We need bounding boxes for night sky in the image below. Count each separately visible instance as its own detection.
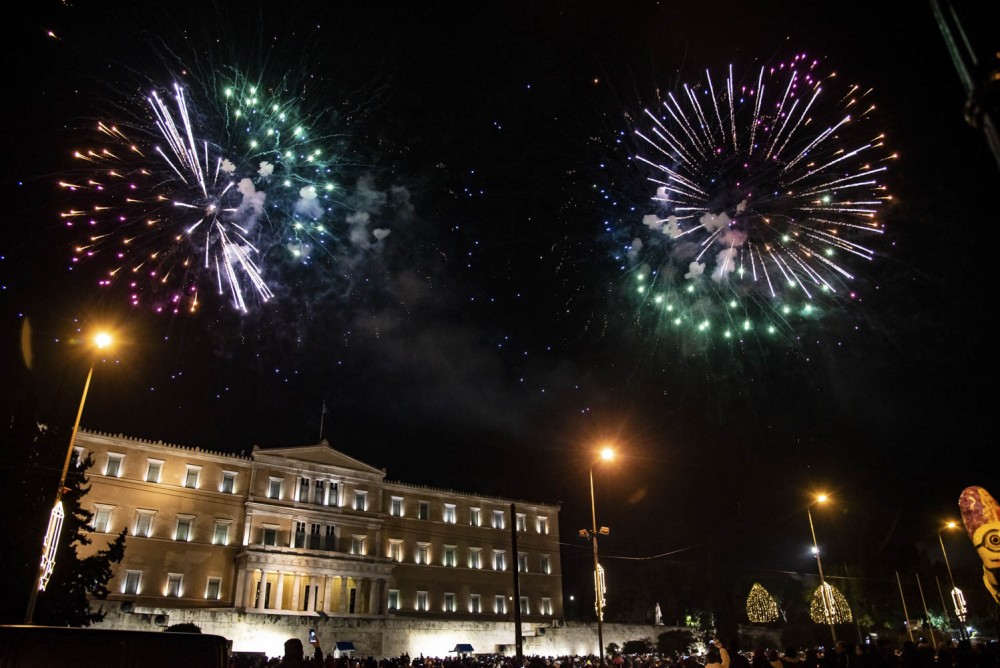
[3,1,998,621]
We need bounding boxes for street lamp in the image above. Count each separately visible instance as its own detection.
[807,493,837,644]
[24,331,113,624]
[581,445,614,665]
[938,521,968,639]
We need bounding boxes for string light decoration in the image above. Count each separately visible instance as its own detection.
[746,582,780,623]
[809,583,852,624]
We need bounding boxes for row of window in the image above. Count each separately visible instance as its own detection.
[388,498,551,534]
[387,590,553,616]
[388,541,551,573]
[121,570,222,600]
[92,505,234,544]
[94,451,240,494]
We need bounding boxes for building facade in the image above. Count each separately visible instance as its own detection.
[75,430,563,625]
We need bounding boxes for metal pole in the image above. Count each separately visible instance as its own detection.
[915,574,937,649]
[25,363,95,624]
[938,531,968,639]
[511,503,523,666]
[590,466,605,666]
[807,505,837,644]
[896,571,915,642]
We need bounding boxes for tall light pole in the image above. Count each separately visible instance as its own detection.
[24,331,113,624]
[938,521,968,639]
[582,446,614,665]
[807,493,837,644]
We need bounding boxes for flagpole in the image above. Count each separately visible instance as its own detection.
[319,401,326,441]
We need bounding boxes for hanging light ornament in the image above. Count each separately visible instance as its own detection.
[810,582,852,624]
[746,582,780,623]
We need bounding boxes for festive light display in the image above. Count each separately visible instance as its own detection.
[745,582,780,623]
[622,53,893,343]
[809,582,852,624]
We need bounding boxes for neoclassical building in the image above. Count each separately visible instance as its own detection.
[75,430,563,623]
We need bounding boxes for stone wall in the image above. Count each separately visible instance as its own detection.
[93,605,687,659]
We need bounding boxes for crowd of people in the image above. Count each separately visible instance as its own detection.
[233,636,999,668]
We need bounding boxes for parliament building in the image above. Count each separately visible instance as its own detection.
[75,429,563,625]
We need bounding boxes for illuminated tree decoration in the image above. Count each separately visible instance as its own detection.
[809,583,852,624]
[746,582,780,623]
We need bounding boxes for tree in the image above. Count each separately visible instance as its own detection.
[0,416,126,625]
[657,629,696,656]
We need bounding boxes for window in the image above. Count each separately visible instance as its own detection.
[324,525,336,551]
[213,520,230,545]
[470,594,482,614]
[309,523,321,549]
[175,516,194,541]
[314,480,325,505]
[351,535,366,556]
[329,482,339,506]
[184,465,201,489]
[494,595,506,614]
[444,592,456,612]
[416,591,429,611]
[262,526,278,546]
[354,491,367,511]
[92,504,113,533]
[206,577,222,600]
[390,497,403,517]
[388,589,400,610]
[493,549,506,571]
[268,477,283,499]
[166,573,183,598]
[443,545,457,567]
[221,471,237,494]
[145,459,163,483]
[470,507,481,526]
[105,453,123,477]
[518,553,529,573]
[418,501,430,520]
[541,597,553,615]
[389,540,404,562]
[519,596,530,615]
[123,570,142,595]
[134,510,155,537]
[468,547,482,569]
[516,513,527,532]
[299,478,310,502]
[538,516,550,534]
[492,510,504,529]
[294,521,306,548]
[540,554,551,574]
[443,504,456,524]
[416,542,430,565]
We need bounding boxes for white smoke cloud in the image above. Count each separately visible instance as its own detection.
[235,178,265,230]
[221,159,236,174]
[711,247,739,282]
[699,211,732,232]
[642,214,664,232]
[373,229,391,241]
[258,161,274,178]
[664,216,683,239]
[294,185,324,220]
[627,237,643,262]
[685,261,705,280]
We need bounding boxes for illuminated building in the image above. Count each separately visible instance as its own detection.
[75,430,562,622]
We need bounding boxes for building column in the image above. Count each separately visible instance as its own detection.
[340,577,349,614]
[380,578,390,615]
[234,569,247,609]
[274,571,285,611]
[291,574,302,611]
[305,575,315,612]
[368,578,380,616]
[256,569,269,611]
[323,575,334,612]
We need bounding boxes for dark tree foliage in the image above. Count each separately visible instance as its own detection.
[621,638,655,654]
[656,629,696,656]
[165,623,203,633]
[0,414,126,626]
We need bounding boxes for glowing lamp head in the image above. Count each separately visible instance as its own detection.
[816,493,829,504]
[945,521,958,530]
[93,332,113,349]
[599,446,615,462]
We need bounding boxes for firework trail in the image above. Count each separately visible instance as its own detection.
[61,72,357,314]
[623,54,894,342]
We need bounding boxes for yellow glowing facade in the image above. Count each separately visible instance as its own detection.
[75,430,562,622]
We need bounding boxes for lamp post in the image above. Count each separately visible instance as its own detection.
[24,331,113,624]
[938,521,968,639]
[807,493,837,644]
[582,446,614,665]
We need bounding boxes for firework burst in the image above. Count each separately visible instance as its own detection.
[621,54,894,343]
[62,71,349,314]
